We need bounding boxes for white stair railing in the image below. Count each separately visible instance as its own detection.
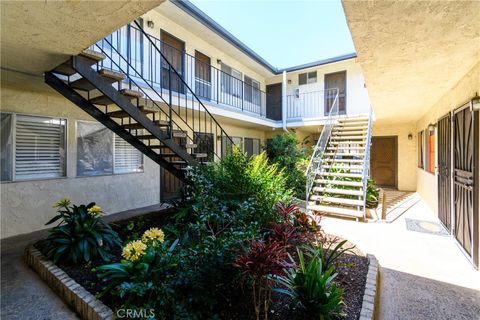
[305,89,340,203]
[361,106,374,217]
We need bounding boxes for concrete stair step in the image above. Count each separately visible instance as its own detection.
[316,171,363,178]
[322,164,364,170]
[312,187,363,196]
[327,146,365,151]
[122,120,169,130]
[331,135,367,140]
[307,204,364,218]
[315,179,363,187]
[310,195,364,206]
[70,68,123,91]
[107,106,155,118]
[329,141,366,145]
[323,152,365,157]
[322,158,364,163]
[332,131,367,136]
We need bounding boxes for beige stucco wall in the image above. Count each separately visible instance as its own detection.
[415,61,480,213]
[372,121,417,191]
[0,84,161,239]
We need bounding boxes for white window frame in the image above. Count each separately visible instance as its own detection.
[76,120,144,177]
[1,112,67,182]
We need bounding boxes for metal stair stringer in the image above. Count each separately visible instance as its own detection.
[44,71,186,180]
[71,55,197,167]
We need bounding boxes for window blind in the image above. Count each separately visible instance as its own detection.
[114,136,143,173]
[15,115,66,180]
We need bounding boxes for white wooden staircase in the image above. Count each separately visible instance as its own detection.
[305,105,373,221]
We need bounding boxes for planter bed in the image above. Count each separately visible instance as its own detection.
[33,209,369,320]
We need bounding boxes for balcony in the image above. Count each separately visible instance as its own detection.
[286,89,341,121]
[94,23,269,119]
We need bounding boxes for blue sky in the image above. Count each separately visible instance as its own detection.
[189,0,355,69]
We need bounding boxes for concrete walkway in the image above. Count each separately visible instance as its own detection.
[320,194,480,320]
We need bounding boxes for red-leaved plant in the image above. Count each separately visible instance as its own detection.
[269,222,300,247]
[275,202,298,222]
[233,240,289,320]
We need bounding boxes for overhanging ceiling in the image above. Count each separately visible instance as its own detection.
[342,1,480,123]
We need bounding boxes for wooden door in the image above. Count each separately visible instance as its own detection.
[266,83,282,120]
[452,105,478,267]
[161,30,185,93]
[194,50,211,100]
[437,113,451,230]
[160,136,186,201]
[370,136,397,187]
[324,71,346,115]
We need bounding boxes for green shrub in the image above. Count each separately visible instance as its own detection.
[42,199,121,264]
[265,132,308,199]
[276,248,344,319]
[303,238,355,272]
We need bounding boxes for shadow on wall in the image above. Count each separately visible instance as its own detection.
[377,267,480,320]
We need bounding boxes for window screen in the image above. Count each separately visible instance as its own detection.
[114,136,143,174]
[221,136,243,157]
[1,113,13,181]
[299,71,317,85]
[15,115,66,180]
[244,76,261,105]
[244,138,260,158]
[77,121,113,176]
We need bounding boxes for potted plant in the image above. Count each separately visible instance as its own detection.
[365,179,380,209]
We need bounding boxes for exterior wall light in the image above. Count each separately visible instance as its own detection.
[472,95,480,111]
[428,124,436,132]
[217,59,222,64]
[408,133,413,140]
[287,79,292,84]
[147,20,154,28]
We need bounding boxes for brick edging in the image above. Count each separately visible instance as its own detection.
[359,253,379,320]
[24,245,114,320]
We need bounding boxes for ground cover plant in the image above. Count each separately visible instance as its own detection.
[37,149,368,320]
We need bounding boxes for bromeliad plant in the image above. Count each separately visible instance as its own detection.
[233,240,289,320]
[275,248,344,319]
[42,198,121,264]
[304,237,355,273]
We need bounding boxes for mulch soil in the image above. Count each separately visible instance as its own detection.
[35,210,368,320]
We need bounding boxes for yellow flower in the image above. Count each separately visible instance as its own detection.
[142,227,165,244]
[87,205,102,217]
[53,198,71,209]
[122,240,147,262]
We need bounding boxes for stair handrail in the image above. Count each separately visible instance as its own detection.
[131,20,234,148]
[92,39,207,161]
[361,106,373,217]
[305,89,340,203]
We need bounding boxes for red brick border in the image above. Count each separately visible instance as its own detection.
[24,246,114,320]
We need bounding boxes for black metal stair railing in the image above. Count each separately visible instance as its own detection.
[92,20,234,161]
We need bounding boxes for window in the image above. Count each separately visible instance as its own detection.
[425,129,435,173]
[194,132,214,161]
[77,121,143,176]
[221,63,242,97]
[1,113,66,182]
[299,71,317,85]
[221,136,243,157]
[418,130,424,169]
[244,76,261,106]
[244,138,261,158]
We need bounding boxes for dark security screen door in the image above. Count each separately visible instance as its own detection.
[266,83,282,120]
[437,113,451,230]
[324,71,346,115]
[452,105,478,267]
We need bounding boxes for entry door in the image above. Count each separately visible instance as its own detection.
[324,71,346,115]
[266,83,282,120]
[160,136,186,201]
[437,113,451,230]
[161,30,185,93]
[452,105,478,267]
[370,136,397,187]
[194,50,211,100]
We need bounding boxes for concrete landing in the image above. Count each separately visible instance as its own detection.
[320,194,480,320]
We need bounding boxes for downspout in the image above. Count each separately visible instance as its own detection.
[282,70,287,131]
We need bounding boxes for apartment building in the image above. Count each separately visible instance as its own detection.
[1,0,371,238]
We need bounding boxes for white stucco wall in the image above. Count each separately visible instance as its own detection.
[0,84,161,239]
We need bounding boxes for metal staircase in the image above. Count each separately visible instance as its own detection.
[305,98,373,221]
[45,21,232,181]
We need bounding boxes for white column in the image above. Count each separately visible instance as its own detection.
[282,70,287,131]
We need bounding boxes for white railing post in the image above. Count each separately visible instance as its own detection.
[282,70,287,130]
